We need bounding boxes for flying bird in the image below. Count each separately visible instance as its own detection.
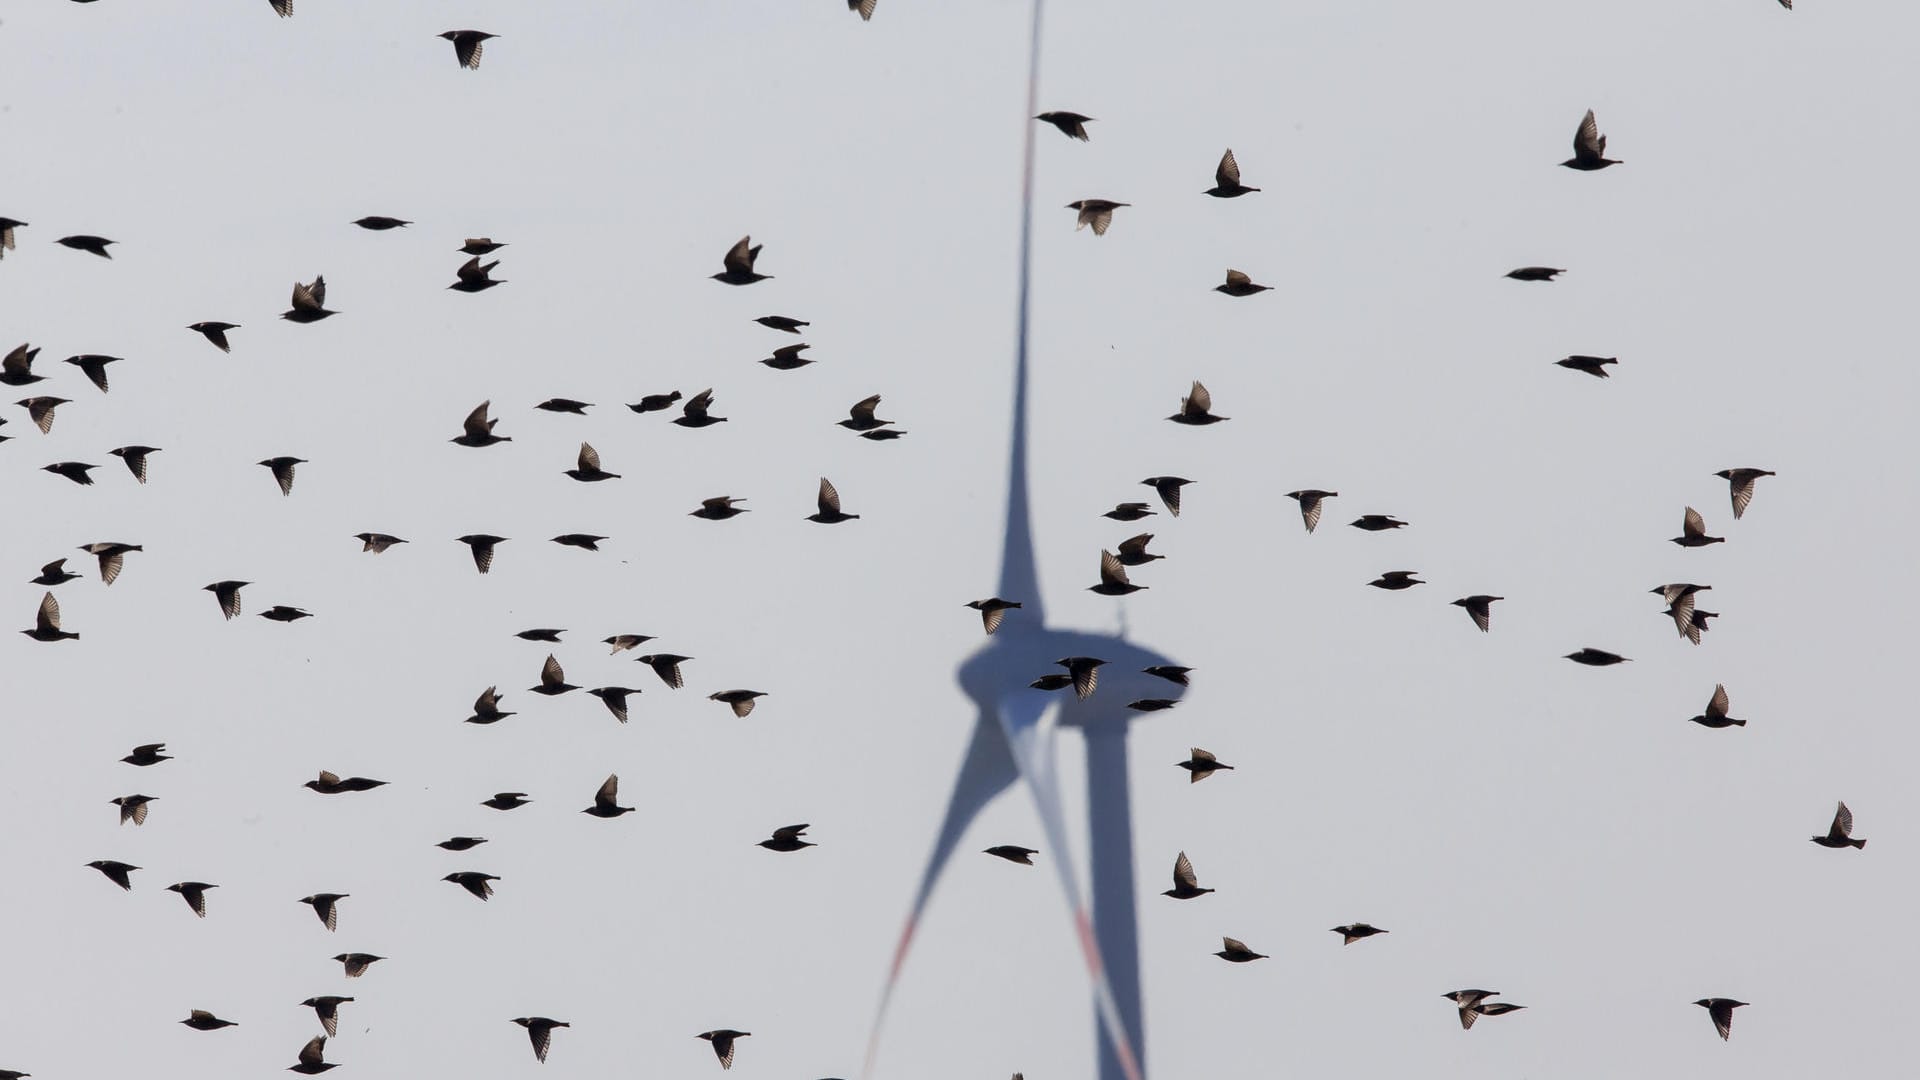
[530,654,578,696]
[860,427,908,441]
[22,592,78,642]
[111,795,156,825]
[807,477,859,523]
[1506,266,1565,281]
[1141,476,1192,516]
[535,397,592,414]
[305,770,384,794]
[564,442,619,481]
[1672,506,1725,547]
[513,1018,571,1064]
[1113,533,1163,567]
[1715,468,1775,520]
[281,276,337,322]
[759,824,815,852]
[697,1030,750,1070]
[674,388,727,427]
[56,234,116,258]
[0,216,23,255]
[1,343,42,385]
[1688,684,1743,728]
[515,628,565,643]
[258,456,305,496]
[1144,665,1191,686]
[1368,570,1424,591]
[1565,648,1630,666]
[582,774,634,817]
[848,0,877,21]
[108,445,158,483]
[352,216,408,230]
[166,882,216,918]
[87,860,139,890]
[1214,268,1270,296]
[1284,490,1336,532]
[604,634,654,653]
[1035,111,1093,141]
[451,401,511,446]
[629,390,682,414]
[482,792,531,811]
[1176,748,1232,782]
[1694,998,1747,1041]
[1103,502,1156,522]
[983,845,1037,865]
[300,893,347,931]
[1130,697,1178,710]
[710,690,768,717]
[122,743,170,766]
[839,394,893,431]
[436,837,486,852]
[179,1008,235,1029]
[204,580,248,620]
[966,597,1023,635]
[187,322,239,352]
[1089,550,1145,597]
[449,256,504,292]
[42,462,98,486]
[1067,199,1128,235]
[1215,937,1267,963]
[18,396,68,433]
[1162,851,1213,899]
[1810,801,1865,849]
[289,1035,337,1074]
[1055,656,1107,700]
[440,30,495,69]
[1561,109,1622,170]
[460,238,505,255]
[456,534,507,573]
[760,343,813,370]
[31,559,80,586]
[712,236,771,285]
[587,687,638,722]
[355,532,407,553]
[1451,595,1503,632]
[1332,923,1387,944]
[260,605,312,622]
[1168,380,1227,424]
[332,953,383,978]
[80,541,142,585]
[1204,149,1260,197]
[756,315,809,333]
[691,496,749,520]
[1556,355,1617,378]
[302,997,352,1038]
[443,871,500,901]
[1350,514,1407,531]
[636,654,691,689]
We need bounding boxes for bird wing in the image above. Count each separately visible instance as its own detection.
[1186,380,1212,415]
[684,388,715,418]
[1190,747,1215,764]
[723,236,754,274]
[1116,533,1153,558]
[850,394,881,423]
[463,401,492,437]
[1728,474,1757,519]
[1099,549,1132,588]
[541,654,566,687]
[455,256,489,283]
[773,824,809,842]
[595,773,619,808]
[1707,683,1729,718]
[1172,851,1198,890]
[1216,148,1241,187]
[1833,801,1853,836]
[1574,109,1602,157]
[818,477,841,514]
[1224,269,1251,289]
[578,442,601,471]
[1682,505,1707,539]
[299,1036,326,1066]
[36,591,60,633]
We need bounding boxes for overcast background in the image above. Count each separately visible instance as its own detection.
[2,1,1916,1078]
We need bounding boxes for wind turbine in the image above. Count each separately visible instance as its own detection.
[864,5,1184,1078]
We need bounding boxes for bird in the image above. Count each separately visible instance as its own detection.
[691,495,749,520]
[756,315,809,333]
[582,774,634,817]
[1089,550,1146,597]
[108,445,158,483]
[281,276,337,322]
[839,394,894,431]
[448,256,504,292]
[586,686,638,722]
[712,236,771,285]
[697,1030,750,1070]
[436,837,487,852]
[18,396,67,433]
[513,1018,570,1064]
[515,628,565,643]
[55,234,115,258]
[354,532,407,553]
[87,860,139,890]
[1672,506,1725,547]
[761,343,813,370]
[535,397,592,414]
[122,743,171,766]
[848,0,876,21]
[1715,468,1775,520]
[1664,602,1716,645]
[808,477,859,523]
[443,871,500,901]
[289,1035,338,1074]
[1131,699,1177,714]
[711,690,768,717]
[1369,570,1424,591]
[1162,851,1213,899]
[1,343,42,385]
[1214,268,1270,296]
[1811,801,1866,849]
[1694,998,1747,1041]
[604,634,654,653]
[482,792,531,811]
[451,401,511,446]
[300,893,347,931]
[759,824,816,852]
[1103,502,1156,522]
[352,216,408,230]
[674,388,728,427]
[1034,111,1093,140]
[111,794,156,825]
[530,654,578,696]
[204,580,248,620]
[1452,995,1527,1029]
[1055,656,1107,700]
[79,541,142,585]
[1332,923,1388,944]
[166,882,216,918]
[1565,648,1630,666]
[187,322,239,352]
[629,390,683,414]
[1350,514,1407,531]
[1204,149,1260,197]
[1556,355,1617,378]
[1176,748,1232,782]
[1141,476,1192,516]
[22,592,78,642]
[260,606,312,622]
[983,845,1037,865]
[31,559,80,586]
[42,462,98,486]
[332,953,383,978]
[1689,684,1743,728]
[1144,665,1191,686]
[637,654,691,688]
[0,216,23,255]
[179,1008,236,1030]
[1506,266,1565,281]
[1283,489,1336,533]
[305,770,384,794]
[860,427,908,441]
[456,534,507,573]
[258,456,305,496]
[1167,380,1227,424]
[1030,674,1075,692]
[1562,109,1622,170]
[563,442,619,481]
[966,598,1023,635]
[1451,595,1503,632]
[1067,199,1128,235]
[302,997,352,1038]
[1651,582,1712,620]
[459,238,506,255]
[1215,937,1267,963]
[1113,533,1163,567]
[440,30,495,69]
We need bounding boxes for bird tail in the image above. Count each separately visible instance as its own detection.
[1853,838,1867,849]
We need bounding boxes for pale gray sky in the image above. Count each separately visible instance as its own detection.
[3,1,1916,1078]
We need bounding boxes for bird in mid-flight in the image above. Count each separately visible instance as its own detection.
[1810,802,1865,849]
[712,236,771,285]
[1035,111,1093,141]
[697,1030,750,1070]
[1694,998,1747,1041]
[1562,109,1622,170]
[1204,149,1260,197]
[984,845,1037,865]
[1168,380,1227,424]
[281,276,337,322]
[1176,748,1232,782]
[1066,199,1128,235]
[1715,468,1775,519]
[513,1018,571,1063]
[440,30,495,69]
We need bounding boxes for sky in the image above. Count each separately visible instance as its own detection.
[3,1,1918,1078]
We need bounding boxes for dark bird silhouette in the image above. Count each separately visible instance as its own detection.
[1689,684,1743,728]
[1694,998,1747,1041]
[1176,748,1232,782]
[513,1018,570,1064]
[1369,570,1424,591]
[552,534,607,551]
[122,743,171,766]
[1103,502,1156,522]
[111,795,156,825]
[80,541,142,585]
[1214,268,1270,296]
[31,559,80,586]
[1089,550,1145,597]
[860,428,908,441]
[167,882,216,918]
[281,276,337,322]
[582,774,634,817]
[759,824,815,852]
[808,477,859,523]
[465,685,514,725]
[1168,380,1227,424]
[1665,602,1717,645]
[637,654,691,689]
[449,256,504,292]
[1350,514,1407,531]
[761,343,813,370]
[1565,648,1630,666]
[691,496,748,520]
[22,592,78,642]
[42,462,97,486]
[1204,149,1260,197]
[712,236,770,285]
[87,860,139,890]
[848,0,877,21]
[1113,533,1162,568]
[1443,990,1498,1026]
[587,686,637,722]
[456,534,506,574]
[300,893,347,931]
[440,30,495,69]
[697,1030,749,1070]
[1067,199,1128,235]
[1811,801,1865,849]
[0,216,22,256]
[711,690,767,717]
[983,845,1037,865]
[305,770,383,794]
[1141,476,1192,516]
[605,634,654,654]
[260,606,312,622]
[967,598,1023,635]
[108,445,158,483]
[1162,851,1213,899]
[1457,1000,1527,1029]
[56,234,115,258]
[516,629,564,643]
[1,343,42,385]
[289,1034,337,1074]
[535,398,592,414]
[756,315,809,334]
[451,401,510,447]
[1672,506,1725,547]
[1144,665,1191,686]
[1215,937,1267,963]
[482,792,531,811]
[1055,656,1107,700]
[443,871,499,900]
[629,390,683,414]
[188,322,239,352]
[1715,468,1775,520]
[564,442,619,481]
[1562,109,1622,170]
[530,654,578,696]
[1283,490,1336,533]
[436,837,487,852]
[674,388,727,427]
[839,394,893,431]
[1556,355,1617,378]
[1506,266,1565,281]
[1332,923,1387,945]
[302,997,352,1038]
[19,396,68,433]
[332,953,382,978]
[355,532,406,553]
[1030,674,1075,692]
[204,580,248,620]
[180,1008,235,1029]
[1452,595,1502,632]
[352,216,408,230]
[259,456,305,496]
[1035,111,1093,140]
[460,238,506,255]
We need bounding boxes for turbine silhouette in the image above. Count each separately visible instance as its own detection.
[864,5,1181,1078]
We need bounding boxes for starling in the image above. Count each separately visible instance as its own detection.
[111,794,157,825]
[1350,515,1407,531]
[436,837,487,852]
[1714,468,1775,520]
[1214,268,1270,296]
[860,428,908,441]
[443,871,500,900]
[711,690,767,717]
[1451,595,1503,632]
[1369,570,1424,590]
[535,398,592,414]
[604,634,654,653]
[352,216,408,230]
[513,1018,571,1064]
[1650,582,1711,618]
[259,456,305,496]
[1506,266,1565,281]
[281,276,337,322]
[1030,674,1075,692]
[1561,109,1622,170]
[1128,699,1178,712]
[87,860,139,890]
[808,477,859,523]
[1811,801,1865,849]
[19,396,67,433]
[582,773,634,817]
[451,400,511,447]
[697,1030,750,1070]
[637,654,691,689]
[122,743,171,766]
[530,654,578,696]
[629,390,682,414]
[983,845,1037,865]
[300,893,347,931]
[1665,602,1716,645]
[759,824,815,852]
[260,606,313,622]
[1215,937,1267,963]
[1460,1001,1527,1029]
[1204,149,1260,197]
[290,1034,337,1074]
[839,394,893,431]
[440,30,495,69]
[332,953,383,977]
[1556,355,1617,378]
[966,598,1022,634]
[515,629,565,643]
[1,343,42,385]
[849,0,876,20]
[204,580,248,620]
[1089,550,1146,597]
[1144,665,1191,686]
[1332,923,1387,945]
[552,534,606,551]
[587,687,638,723]
[305,770,383,793]
[456,534,507,574]
[1176,748,1232,782]
[563,441,619,481]
[80,541,142,585]
[1142,476,1193,516]
[1067,199,1128,235]
[167,882,216,918]
[674,388,727,427]
[31,559,80,586]
[1694,998,1747,1041]
[760,343,813,370]
[1035,111,1093,141]
[482,792,531,811]
[56,235,116,258]
[302,997,353,1038]
[449,256,503,292]
[1163,851,1214,899]
[1113,533,1163,567]
[108,445,158,483]
[1104,502,1156,522]
[1688,684,1743,728]
[355,532,407,553]
[22,592,78,642]
[712,236,771,285]
[42,462,98,486]
[1168,380,1227,424]
[179,1008,235,1029]
[1055,656,1107,700]
[1443,990,1497,1018]
[691,496,749,520]
[460,238,506,255]
[0,216,22,255]
[1565,648,1630,666]
[187,322,239,352]
[756,315,809,333]
[1672,506,1725,547]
